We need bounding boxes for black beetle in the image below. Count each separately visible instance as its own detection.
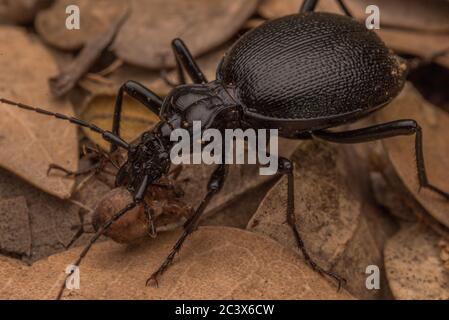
[1,0,448,298]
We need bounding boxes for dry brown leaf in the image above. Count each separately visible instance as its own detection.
[0,168,80,263]
[317,0,449,32]
[112,0,258,69]
[259,0,449,32]
[0,0,52,24]
[258,0,449,68]
[258,0,302,19]
[79,64,160,96]
[81,94,160,150]
[377,83,449,229]
[375,29,449,69]
[316,1,449,68]
[384,223,449,300]
[0,226,354,299]
[0,26,78,199]
[35,0,128,51]
[247,141,397,299]
[0,196,31,257]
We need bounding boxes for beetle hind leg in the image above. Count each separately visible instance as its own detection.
[278,157,347,290]
[300,0,353,17]
[313,119,449,200]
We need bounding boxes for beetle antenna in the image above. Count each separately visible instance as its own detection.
[0,97,130,150]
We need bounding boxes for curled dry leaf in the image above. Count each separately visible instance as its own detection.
[111,0,258,69]
[49,8,130,97]
[0,227,353,299]
[376,83,449,229]
[35,0,129,51]
[0,26,78,199]
[247,141,397,299]
[384,223,449,300]
[80,94,160,150]
[0,0,52,24]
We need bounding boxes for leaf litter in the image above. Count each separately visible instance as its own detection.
[0,26,78,199]
[0,0,448,301]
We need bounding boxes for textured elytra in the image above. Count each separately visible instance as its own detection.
[220,13,406,121]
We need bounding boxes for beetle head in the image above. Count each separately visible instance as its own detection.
[115,131,171,192]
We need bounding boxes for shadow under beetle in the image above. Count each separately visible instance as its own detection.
[1,0,448,299]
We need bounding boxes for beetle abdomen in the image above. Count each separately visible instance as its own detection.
[220,13,406,120]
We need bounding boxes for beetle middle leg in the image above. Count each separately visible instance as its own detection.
[278,157,347,289]
[312,119,449,200]
[146,164,228,287]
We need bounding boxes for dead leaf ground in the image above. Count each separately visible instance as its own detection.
[0,226,353,300]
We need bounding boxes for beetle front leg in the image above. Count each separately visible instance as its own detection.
[56,175,150,299]
[278,157,347,289]
[111,81,163,152]
[313,119,449,200]
[146,164,228,287]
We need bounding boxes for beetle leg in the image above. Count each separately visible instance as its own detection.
[171,38,208,85]
[300,0,318,12]
[56,201,137,299]
[278,157,347,290]
[111,80,163,152]
[300,0,353,17]
[146,164,228,287]
[313,119,449,200]
[56,175,150,299]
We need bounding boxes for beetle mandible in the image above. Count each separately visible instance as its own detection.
[1,0,448,298]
